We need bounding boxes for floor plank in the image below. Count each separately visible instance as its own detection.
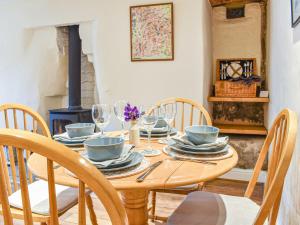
[0,179,263,224]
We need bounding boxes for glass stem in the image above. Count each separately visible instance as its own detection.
[167,123,171,140]
[147,129,152,150]
[101,129,104,136]
[121,121,125,138]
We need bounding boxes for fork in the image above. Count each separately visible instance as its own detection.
[169,157,217,165]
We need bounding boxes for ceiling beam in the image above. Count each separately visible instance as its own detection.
[209,0,264,7]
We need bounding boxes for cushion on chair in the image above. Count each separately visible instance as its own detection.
[167,191,263,225]
[9,180,80,216]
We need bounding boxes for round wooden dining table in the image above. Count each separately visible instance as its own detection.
[27,134,238,225]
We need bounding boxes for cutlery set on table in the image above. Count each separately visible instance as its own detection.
[52,102,232,182]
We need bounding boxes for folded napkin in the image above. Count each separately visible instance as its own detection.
[82,144,133,167]
[172,136,229,148]
[171,136,195,146]
[53,132,102,142]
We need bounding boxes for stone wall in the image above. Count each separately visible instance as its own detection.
[81,53,96,108]
[228,134,267,169]
[213,102,264,125]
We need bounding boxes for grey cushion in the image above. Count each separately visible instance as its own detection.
[167,191,264,225]
[9,180,79,215]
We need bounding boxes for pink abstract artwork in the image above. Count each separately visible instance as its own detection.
[130,3,174,61]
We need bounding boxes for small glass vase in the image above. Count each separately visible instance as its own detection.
[129,120,140,146]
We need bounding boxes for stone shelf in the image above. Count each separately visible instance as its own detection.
[214,124,268,135]
[208,97,269,103]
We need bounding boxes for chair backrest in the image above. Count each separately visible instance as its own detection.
[244,109,297,225]
[0,129,128,225]
[0,103,51,137]
[0,104,51,193]
[149,97,212,132]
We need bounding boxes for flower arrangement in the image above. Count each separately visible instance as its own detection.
[124,103,141,122]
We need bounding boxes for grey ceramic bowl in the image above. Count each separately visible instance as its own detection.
[185,125,219,145]
[84,137,124,162]
[65,123,95,138]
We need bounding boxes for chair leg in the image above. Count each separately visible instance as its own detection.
[199,182,205,191]
[86,194,98,225]
[151,191,157,222]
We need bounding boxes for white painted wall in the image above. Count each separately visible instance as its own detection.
[268,0,300,224]
[0,0,212,126]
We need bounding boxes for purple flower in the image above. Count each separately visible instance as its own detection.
[124,103,140,122]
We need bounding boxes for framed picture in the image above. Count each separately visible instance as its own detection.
[130,3,174,61]
[291,0,300,27]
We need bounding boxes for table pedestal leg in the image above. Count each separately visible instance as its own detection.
[120,190,149,225]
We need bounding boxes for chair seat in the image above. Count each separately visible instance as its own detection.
[167,191,264,225]
[9,180,79,216]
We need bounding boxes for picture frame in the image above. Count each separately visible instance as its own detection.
[291,0,300,28]
[130,3,174,61]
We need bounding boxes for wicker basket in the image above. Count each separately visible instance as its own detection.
[215,81,257,98]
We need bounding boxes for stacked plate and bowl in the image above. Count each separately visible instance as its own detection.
[53,123,98,147]
[140,119,177,138]
[81,137,144,173]
[54,123,145,174]
[167,125,229,157]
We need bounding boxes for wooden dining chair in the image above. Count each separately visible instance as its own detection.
[148,97,212,222]
[149,97,212,132]
[166,108,298,225]
[0,104,97,225]
[0,128,128,225]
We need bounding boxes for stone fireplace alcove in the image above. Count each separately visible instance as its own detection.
[48,24,98,134]
[25,21,99,134]
[56,25,98,109]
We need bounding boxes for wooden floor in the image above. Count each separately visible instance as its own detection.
[0,179,264,225]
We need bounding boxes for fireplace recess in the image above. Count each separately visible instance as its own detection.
[49,25,92,135]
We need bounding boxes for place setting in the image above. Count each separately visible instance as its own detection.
[53,123,100,149]
[138,103,178,157]
[80,136,150,179]
[140,102,177,143]
[163,125,233,163]
[53,104,112,149]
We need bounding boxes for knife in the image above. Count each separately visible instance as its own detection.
[136,160,163,182]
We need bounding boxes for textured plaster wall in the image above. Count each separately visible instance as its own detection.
[56,26,97,109]
[0,0,213,128]
[268,0,300,224]
[212,3,262,80]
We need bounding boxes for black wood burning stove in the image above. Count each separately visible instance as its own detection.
[49,25,92,135]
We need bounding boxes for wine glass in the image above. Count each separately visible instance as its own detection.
[92,104,111,136]
[114,100,127,139]
[159,102,177,144]
[140,106,160,156]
